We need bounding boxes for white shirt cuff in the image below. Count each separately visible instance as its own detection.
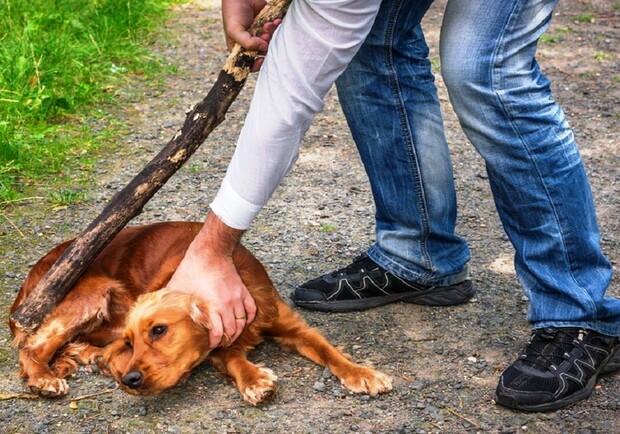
[209,177,262,230]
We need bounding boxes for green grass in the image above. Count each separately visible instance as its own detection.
[0,0,181,202]
[540,34,557,44]
[574,13,595,23]
[593,51,612,61]
[319,223,336,233]
[50,187,89,207]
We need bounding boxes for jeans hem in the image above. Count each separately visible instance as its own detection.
[367,244,470,287]
[532,321,620,338]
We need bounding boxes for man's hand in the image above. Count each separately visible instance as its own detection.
[167,212,256,348]
[222,0,282,71]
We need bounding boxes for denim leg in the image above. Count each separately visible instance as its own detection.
[335,0,470,286]
[441,0,619,336]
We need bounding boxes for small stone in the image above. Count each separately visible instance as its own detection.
[332,387,346,398]
[313,381,326,392]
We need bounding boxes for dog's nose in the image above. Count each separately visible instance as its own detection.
[121,371,143,389]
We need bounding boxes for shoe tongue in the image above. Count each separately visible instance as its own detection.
[538,328,560,340]
[538,327,581,343]
[331,254,376,277]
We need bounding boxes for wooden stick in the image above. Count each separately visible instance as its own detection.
[11,0,292,333]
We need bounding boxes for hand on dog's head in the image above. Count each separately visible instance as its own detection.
[102,289,212,395]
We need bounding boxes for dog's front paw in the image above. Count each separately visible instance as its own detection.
[241,367,278,405]
[51,357,78,379]
[339,366,393,396]
[28,376,69,397]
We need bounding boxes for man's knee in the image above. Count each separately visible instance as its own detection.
[440,47,490,100]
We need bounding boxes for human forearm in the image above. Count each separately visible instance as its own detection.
[188,210,244,257]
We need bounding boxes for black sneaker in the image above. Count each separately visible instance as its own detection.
[290,253,475,312]
[495,327,620,412]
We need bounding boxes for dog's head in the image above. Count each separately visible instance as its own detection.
[103,289,212,395]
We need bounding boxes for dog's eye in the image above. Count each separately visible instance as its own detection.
[124,339,133,350]
[150,325,168,339]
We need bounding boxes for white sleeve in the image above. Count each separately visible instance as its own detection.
[210,0,381,230]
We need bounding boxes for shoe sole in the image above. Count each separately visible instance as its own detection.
[292,280,476,312]
[495,376,598,412]
[495,345,620,412]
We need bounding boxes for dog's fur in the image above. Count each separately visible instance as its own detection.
[10,222,392,404]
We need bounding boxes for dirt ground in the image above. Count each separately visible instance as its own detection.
[1,1,619,432]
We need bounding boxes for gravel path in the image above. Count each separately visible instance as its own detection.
[1,1,618,432]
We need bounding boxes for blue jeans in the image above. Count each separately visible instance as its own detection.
[336,0,620,336]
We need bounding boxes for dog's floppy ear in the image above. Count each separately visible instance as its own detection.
[189,297,212,331]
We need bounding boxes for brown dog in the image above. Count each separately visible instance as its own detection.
[10,222,392,404]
